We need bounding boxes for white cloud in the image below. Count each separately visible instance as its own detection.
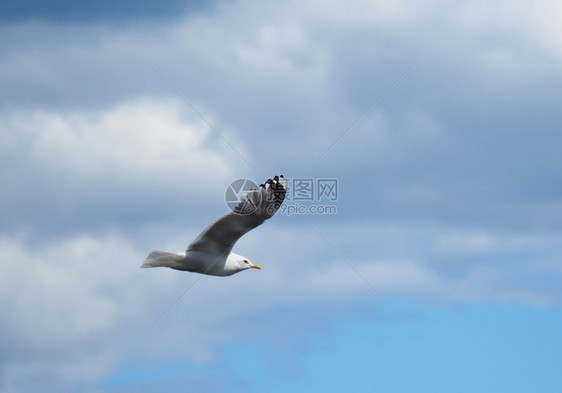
[0,235,141,347]
[0,97,248,237]
[431,230,553,255]
[2,98,233,185]
[0,230,245,389]
[261,223,562,306]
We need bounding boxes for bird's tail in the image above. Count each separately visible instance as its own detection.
[141,250,185,269]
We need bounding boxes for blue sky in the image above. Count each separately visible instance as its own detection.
[1,0,562,392]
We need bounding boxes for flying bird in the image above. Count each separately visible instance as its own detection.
[141,175,286,276]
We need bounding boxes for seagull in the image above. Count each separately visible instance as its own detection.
[141,175,286,276]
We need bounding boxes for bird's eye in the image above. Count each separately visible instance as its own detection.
[243,260,249,264]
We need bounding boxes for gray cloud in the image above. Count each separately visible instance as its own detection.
[1,0,214,25]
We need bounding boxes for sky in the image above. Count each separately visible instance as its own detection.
[1,0,562,391]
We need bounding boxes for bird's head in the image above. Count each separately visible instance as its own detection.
[227,253,261,273]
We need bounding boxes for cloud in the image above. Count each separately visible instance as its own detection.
[0,234,141,389]
[231,223,562,311]
[2,0,561,175]
[1,0,200,25]
[0,97,243,237]
[0,231,255,390]
[2,98,221,177]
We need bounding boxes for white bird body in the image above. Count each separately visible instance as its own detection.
[141,175,286,276]
[142,250,250,276]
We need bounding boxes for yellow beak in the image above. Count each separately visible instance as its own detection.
[251,264,262,270]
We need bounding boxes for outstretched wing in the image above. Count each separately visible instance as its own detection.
[187,175,286,255]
